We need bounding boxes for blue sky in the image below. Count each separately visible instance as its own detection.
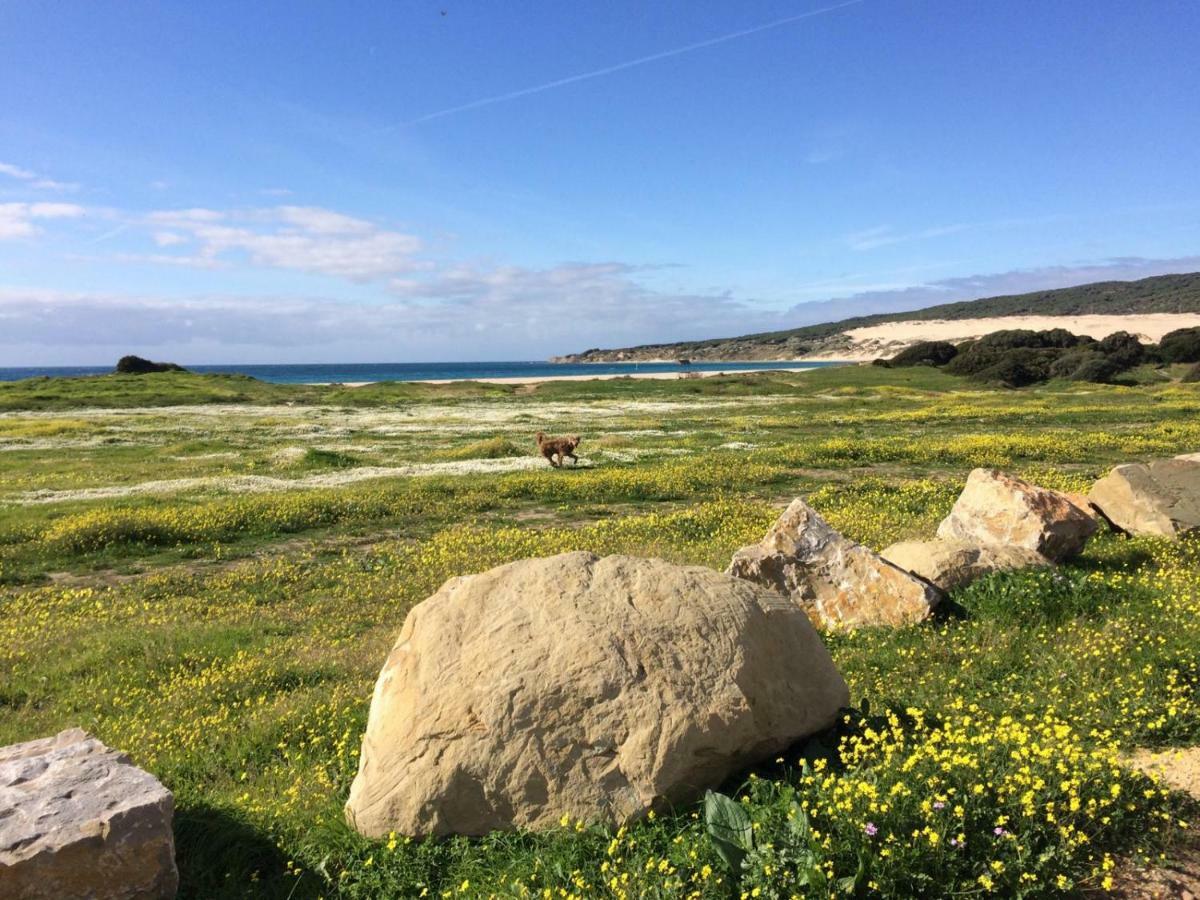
[2,0,1198,364]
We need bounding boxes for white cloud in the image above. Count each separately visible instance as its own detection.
[846,223,971,251]
[146,208,226,225]
[2,255,1199,365]
[0,161,79,192]
[0,162,36,180]
[32,179,78,191]
[0,202,86,239]
[273,206,373,235]
[0,262,772,361]
[136,205,424,280]
[28,203,85,218]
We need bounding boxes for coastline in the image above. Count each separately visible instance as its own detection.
[310,363,840,387]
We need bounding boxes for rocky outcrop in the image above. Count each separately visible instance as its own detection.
[880,538,1051,592]
[1088,457,1200,538]
[0,728,178,900]
[937,469,1097,562]
[727,499,943,628]
[346,551,848,838]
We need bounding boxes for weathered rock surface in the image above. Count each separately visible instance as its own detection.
[345,551,848,838]
[0,728,178,900]
[880,538,1051,592]
[1088,457,1200,539]
[727,499,943,628]
[937,469,1098,562]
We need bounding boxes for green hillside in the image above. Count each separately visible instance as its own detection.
[556,271,1200,362]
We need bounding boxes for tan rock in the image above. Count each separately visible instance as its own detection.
[880,538,1051,591]
[1089,458,1200,538]
[0,728,178,900]
[345,551,848,838]
[937,469,1098,562]
[727,499,943,628]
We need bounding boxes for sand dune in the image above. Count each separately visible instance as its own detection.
[819,313,1200,361]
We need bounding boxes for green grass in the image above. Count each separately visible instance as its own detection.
[434,436,527,461]
[2,365,1199,898]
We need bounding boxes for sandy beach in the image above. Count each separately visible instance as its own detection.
[310,365,826,387]
[416,365,823,385]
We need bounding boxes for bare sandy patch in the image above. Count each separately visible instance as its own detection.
[1128,746,1200,800]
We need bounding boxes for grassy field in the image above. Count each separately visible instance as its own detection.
[2,365,1199,898]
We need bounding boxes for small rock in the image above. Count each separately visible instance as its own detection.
[937,469,1098,562]
[0,728,178,900]
[346,551,848,838]
[1089,457,1200,539]
[727,498,943,628]
[880,538,1051,592]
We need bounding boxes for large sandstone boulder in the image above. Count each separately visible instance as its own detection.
[346,551,847,838]
[1088,457,1200,538]
[726,499,943,629]
[937,469,1097,562]
[0,728,178,900]
[880,538,1051,592]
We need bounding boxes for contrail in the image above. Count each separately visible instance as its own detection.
[84,221,132,245]
[387,0,867,129]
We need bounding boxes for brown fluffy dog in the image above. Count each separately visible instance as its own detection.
[536,431,580,467]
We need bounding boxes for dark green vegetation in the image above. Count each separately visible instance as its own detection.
[1159,326,1200,363]
[557,271,1200,362]
[115,354,189,374]
[874,340,959,368]
[2,365,1199,897]
[892,328,1177,388]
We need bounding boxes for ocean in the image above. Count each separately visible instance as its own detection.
[0,360,846,384]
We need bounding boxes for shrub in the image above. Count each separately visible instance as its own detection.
[972,353,1049,387]
[1068,353,1124,383]
[1048,349,1094,380]
[1048,350,1123,383]
[1096,330,1146,368]
[973,328,1083,351]
[885,341,959,368]
[1182,362,1200,382]
[1158,326,1200,363]
[943,331,1077,379]
[115,355,187,374]
[947,329,1148,387]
